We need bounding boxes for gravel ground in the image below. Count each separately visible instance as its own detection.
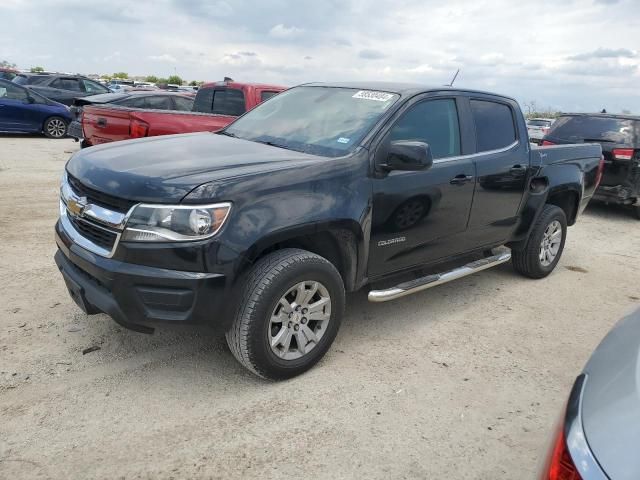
[1,135,638,479]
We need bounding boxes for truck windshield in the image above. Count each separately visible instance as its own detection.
[223,86,400,157]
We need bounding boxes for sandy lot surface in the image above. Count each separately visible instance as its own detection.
[1,135,638,479]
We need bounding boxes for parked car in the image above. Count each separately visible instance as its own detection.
[54,82,603,379]
[107,79,135,93]
[13,73,111,106]
[526,118,554,144]
[0,67,18,80]
[539,307,640,480]
[67,91,195,144]
[79,79,285,147]
[0,78,71,138]
[542,113,640,219]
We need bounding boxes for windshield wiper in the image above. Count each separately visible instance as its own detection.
[254,139,295,151]
[217,130,237,138]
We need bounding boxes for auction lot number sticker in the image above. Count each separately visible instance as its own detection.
[352,90,394,102]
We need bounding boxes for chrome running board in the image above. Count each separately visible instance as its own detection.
[368,248,512,302]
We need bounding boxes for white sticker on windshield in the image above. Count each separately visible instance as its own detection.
[337,137,350,144]
[352,90,394,102]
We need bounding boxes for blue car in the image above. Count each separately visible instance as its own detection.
[0,78,72,138]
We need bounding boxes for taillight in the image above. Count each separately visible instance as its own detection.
[595,155,605,187]
[542,140,555,146]
[129,119,149,138]
[541,424,582,480]
[612,148,634,160]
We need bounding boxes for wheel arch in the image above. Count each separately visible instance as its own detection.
[241,220,364,292]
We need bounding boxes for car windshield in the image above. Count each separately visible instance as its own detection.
[224,86,400,157]
[550,115,638,144]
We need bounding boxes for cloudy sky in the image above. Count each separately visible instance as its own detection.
[2,0,639,112]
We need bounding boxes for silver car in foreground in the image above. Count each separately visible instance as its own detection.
[540,307,640,479]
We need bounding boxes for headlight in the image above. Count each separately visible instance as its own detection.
[122,203,231,242]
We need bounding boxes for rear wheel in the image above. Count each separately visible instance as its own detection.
[43,116,68,139]
[512,204,567,279]
[226,249,345,380]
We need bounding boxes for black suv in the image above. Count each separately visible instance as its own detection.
[13,73,110,106]
[543,113,640,219]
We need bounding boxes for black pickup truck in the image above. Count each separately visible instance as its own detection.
[54,83,603,379]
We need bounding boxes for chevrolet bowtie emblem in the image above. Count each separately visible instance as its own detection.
[67,196,88,217]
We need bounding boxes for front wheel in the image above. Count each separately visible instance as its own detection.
[512,204,567,279]
[226,249,345,380]
[43,116,68,139]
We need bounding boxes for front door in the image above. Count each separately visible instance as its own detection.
[368,97,476,278]
[0,81,31,130]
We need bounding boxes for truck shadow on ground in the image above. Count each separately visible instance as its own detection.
[84,262,515,387]
[583,201,637,221]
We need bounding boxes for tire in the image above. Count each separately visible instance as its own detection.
[226,248,345,380]
[43,116,68,139]
[634,205,640,220]
[512,204,567,279]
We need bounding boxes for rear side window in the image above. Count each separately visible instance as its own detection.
[115,97,147,108]
[193,88,245,116]
[261,91,279,102]
[0,80,28,101]
[549,116,637,144]
[528,119,552,127]
[470,100,517,152]
[51,78,82,92]
[388,99,461,159]
[173,96,194,111]
[144,96,172,110]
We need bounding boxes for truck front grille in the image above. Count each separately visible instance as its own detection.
[68,216,118,251]
[67,174,136,214]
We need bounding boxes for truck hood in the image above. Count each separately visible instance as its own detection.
[66,132,323,203]
[581,307,640,480]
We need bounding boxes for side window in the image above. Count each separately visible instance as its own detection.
[0,81,28,101]
[260,91,279,102]
[173,96,195,111]
[82,79,108,94]
[192,88,214,113]
[51,78,82,92]
[115,97,147,108]
[470,100,517,152]
[387,99,461,159]
[144,96,172,110]
[212,88,246,116]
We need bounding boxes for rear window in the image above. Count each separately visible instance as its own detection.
[528,119,552,127]
[549,115,637,144]
[193,88,245,116]
[470,100,517,152]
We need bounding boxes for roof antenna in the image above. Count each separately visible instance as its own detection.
[446,69,460,87]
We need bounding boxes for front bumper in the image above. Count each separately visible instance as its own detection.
[67,120,83,140]
[55,220,229,333]
[593,184,639,205]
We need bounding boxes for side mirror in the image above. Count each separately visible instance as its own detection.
[381,140,434,172]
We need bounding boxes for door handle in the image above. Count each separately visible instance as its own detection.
[450,174,474,185]
[510,165,527,172]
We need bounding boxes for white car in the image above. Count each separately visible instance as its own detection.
[527,118,555,144]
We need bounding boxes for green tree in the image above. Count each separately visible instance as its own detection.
[156,78,168,85]
[167,75,182,85]
[1,60,17,69]
[30,66,45,73]
[145,75,158,83]
[189,80,198,86]
[113,72,129,79]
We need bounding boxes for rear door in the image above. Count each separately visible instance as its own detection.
[0,81,37,131]
[45,77,84,105]
[368,95,476,277]
[466,97,529,246]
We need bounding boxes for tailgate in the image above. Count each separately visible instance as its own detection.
[83,106,132,145]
